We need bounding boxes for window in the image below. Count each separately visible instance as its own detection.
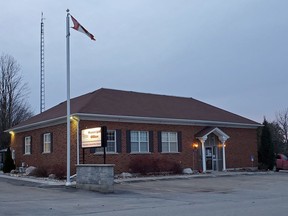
[95,130,116,153]
[43,133,51,153]
[161,132,178,153]
[24,136,31,155]
[130,131,149,153]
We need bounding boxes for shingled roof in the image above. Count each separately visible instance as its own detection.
[9,88,261,132]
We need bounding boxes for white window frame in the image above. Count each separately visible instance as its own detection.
[43,133,51,153]
[24,136,31,155]
[95,130,117,154]
[161,132,178,153]
[130,131,149,153]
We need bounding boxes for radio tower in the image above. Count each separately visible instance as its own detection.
[40,12,45,113]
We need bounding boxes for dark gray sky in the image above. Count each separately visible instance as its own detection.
[1,1,288,123]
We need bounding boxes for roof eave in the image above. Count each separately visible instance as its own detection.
[5,116,67,133]
[74,113,261,129]
[7,113,261,134]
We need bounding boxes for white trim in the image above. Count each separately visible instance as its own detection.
[130,130,149,153]
[76,113,260,128]
[43,133,52,154]
[7,113,261,134]
[24,136,31,155]
[196,127,229,172]
[161,132,178,153]
[196,127,230,141]
[7,116,66,133]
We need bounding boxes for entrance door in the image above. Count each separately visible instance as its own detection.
[212,146,218,171]
[205,146,219,171]
[205,147,213,170]
[197,128,228,172]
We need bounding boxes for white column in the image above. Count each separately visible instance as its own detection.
[220,137,227,171]
[199,137,207,173]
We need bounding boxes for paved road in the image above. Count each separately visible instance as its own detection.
[0,172,287,216]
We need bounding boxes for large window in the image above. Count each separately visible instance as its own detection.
[95,130,116,153]
[24,136,31,155]
[130,131,149,153]
[161,132,178,153]
[43,133,52,153]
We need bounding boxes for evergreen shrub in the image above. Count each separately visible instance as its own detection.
[3,148,16,173]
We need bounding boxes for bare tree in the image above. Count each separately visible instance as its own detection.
[268,121,285,154]
[0,54,33,149]
[276,108,288,152]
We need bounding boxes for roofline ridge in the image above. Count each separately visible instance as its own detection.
[71,88,106,113]
[97,88,259,125]
[96,88,198,100]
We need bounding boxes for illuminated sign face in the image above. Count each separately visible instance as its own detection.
[81,127,102,148]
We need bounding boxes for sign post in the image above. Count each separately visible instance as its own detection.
[101,126,107,164]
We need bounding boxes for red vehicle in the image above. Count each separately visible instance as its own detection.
[276,154,288,171]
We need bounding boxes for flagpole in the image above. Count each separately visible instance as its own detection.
[66,9,71,186]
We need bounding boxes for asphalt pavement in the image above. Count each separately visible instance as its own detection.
[0,171,287,216]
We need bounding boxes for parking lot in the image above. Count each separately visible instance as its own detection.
[0,172,287,216]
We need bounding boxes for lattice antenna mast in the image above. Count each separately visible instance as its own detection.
[40,12,45,113]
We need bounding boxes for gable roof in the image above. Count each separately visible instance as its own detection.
[8,88,261,133]
[195,127,230,142]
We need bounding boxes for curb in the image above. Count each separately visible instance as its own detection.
[114,171,273,184]
[0,171,275,186]
[0,173,68,187]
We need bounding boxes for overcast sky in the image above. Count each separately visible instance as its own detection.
[1,0,288,123]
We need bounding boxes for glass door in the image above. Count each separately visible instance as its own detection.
[204,133,224,171]
[205,147,213,170]
[212,146,218,171]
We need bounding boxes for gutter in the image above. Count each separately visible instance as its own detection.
[6,113,262,134]
[5,116,67,133]
[75,113,261,129]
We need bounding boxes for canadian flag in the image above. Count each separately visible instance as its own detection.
[71,15,96,41]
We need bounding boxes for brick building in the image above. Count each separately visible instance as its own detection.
[7,88,261,174]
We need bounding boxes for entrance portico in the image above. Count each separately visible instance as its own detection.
[196,127,229,173]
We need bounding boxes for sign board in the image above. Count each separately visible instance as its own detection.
[81,127,102,148]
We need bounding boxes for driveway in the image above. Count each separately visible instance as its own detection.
[0,172,287,216]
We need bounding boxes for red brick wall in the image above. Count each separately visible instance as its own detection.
[81,121,198,174]
[11,123,77,174]
[10,120,258,174]
[223,127,258,169]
